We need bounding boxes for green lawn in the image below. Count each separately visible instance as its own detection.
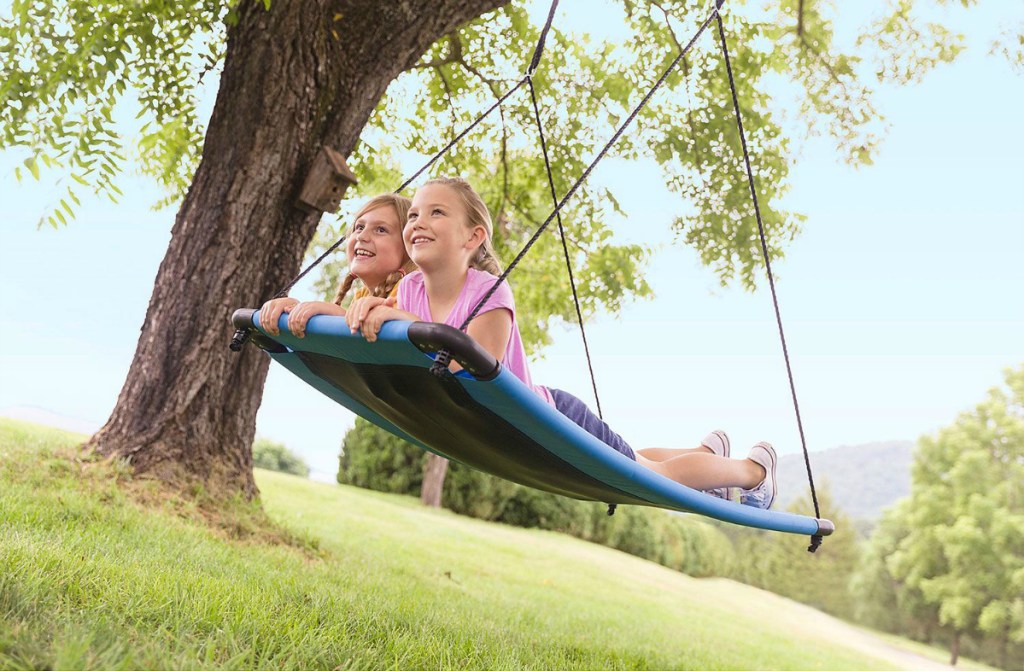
[0,418,984,670]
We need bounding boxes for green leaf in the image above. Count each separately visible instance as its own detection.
[23,155,39,180]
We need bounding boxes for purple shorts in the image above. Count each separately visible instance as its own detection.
[549,388,636,461]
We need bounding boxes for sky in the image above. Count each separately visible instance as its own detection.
[1,1,1022,484]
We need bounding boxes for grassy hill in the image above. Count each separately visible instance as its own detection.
[775,440,915,526]
[0,419,991,670]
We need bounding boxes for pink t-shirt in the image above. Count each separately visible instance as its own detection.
[397,268,555,406]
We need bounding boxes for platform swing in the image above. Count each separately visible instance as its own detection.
[231,0,835,552]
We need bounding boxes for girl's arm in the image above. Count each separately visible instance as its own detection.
[355,298,513,370]
[463,309,512,367]
[286,301,346,338]
[418,308,512,374]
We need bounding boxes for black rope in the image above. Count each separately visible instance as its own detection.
[396,78,528,193]
[274,235,347,299]
[528,0,559,74]
[429,7,719,377]
[714,13,823,552]
[527,76,604,418]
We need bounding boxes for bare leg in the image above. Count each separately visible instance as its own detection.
[635,453,765,491]
[637,446,711,461]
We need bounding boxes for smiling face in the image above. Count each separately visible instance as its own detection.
[344,205,408,290]
[404,183,484,272]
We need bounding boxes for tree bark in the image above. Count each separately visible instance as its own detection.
[420,453,450,507]
[949,631,960,667]
[87,0,508,498]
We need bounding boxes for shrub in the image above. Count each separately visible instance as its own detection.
[443,463,519,520]
[252,438,310,477]
[338,418,424,494]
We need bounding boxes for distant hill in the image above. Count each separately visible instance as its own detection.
[774,440,915,524]
[0,406,99,435]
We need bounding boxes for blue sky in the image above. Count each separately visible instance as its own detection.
[1,1,1021,482]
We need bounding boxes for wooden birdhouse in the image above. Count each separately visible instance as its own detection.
[295,146,358,214]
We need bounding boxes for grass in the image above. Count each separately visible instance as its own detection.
[0,418,992,670]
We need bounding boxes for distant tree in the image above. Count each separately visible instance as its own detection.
[252,438,310,478]
[883,365,1024,667]
[851,499,942,641]
[338,418,424,495]
[729,486,860,619]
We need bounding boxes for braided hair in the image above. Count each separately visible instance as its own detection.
[332,268,408,304]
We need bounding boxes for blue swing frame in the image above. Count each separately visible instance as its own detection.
[235,309,834,538]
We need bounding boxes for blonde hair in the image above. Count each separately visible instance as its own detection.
[423,176,502,276]
[333,194,416,305]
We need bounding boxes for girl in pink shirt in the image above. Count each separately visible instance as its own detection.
[346,177,778,510]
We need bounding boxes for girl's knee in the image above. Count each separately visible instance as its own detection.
[635,453,664,474]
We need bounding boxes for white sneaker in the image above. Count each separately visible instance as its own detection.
[701,431,731,501]
[740,441,777,510]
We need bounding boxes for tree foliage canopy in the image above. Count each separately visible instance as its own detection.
[1,0,227,221]
[854,365,1024,667]
[4,0,1006,309]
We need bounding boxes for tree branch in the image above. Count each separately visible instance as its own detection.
[798,34,850,96]
[409,31,463,71]
[649,1,710,194]
[435,66,462,168]
[438,30,513,215]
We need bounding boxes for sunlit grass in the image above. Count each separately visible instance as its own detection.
[0,417,986,670]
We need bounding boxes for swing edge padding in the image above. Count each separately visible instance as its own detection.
[232,309,834,537]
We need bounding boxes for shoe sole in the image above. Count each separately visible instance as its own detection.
[755,441,777,509]
[703,431,731,500]
[702,430,730,458]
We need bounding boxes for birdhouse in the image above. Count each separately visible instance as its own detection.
[295,146,358,214]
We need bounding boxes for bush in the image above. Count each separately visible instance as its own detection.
[492,486,591,530]
[252,438,310,477]
[338,418,424,493]
[443,463,519,520]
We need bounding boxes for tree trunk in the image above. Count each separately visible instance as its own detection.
[420,454,450,508]
[949,631,960,667]
[86,0,508,498]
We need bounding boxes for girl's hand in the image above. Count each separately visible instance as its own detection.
[260,297,299,336]
[346,296,388,334]
[286,301,346,339]
[360,298,403,342]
